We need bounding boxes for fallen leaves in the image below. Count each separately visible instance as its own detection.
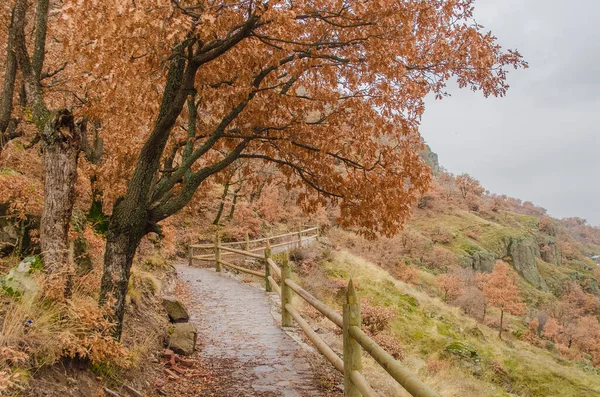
[154,349,215,396]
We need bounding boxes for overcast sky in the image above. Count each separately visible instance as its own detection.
[419,0,600,226]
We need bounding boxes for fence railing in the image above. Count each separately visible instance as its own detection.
[188,227,439,397]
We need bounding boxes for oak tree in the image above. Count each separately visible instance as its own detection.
[456,173,485,199]
[483,261,524,339]
[5,0,526,337]
[436,273,461,302]
[1,0,94,289]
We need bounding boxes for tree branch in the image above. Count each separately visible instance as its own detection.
[151,139,251,221]
[32,0,49,79]
[239,153,343,198]
[12,0,50,130]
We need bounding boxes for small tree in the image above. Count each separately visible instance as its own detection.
[437,171,457,202]
[436,273,461,302]
[456,173,485,199]
[483,261,525,339]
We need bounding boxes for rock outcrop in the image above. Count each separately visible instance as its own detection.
[420,143,440,176]
[508,237,548,290]
[539,240,561,265]
[470,251,496,273]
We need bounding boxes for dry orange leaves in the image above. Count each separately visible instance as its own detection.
[6,0,526,236]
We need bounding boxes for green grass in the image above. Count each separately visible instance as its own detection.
[308,248,600,397]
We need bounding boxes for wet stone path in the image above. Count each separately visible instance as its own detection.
[175,264,325,396]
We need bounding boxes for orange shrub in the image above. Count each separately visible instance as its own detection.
[393,263,418,284]
[361,302,397,335]
[373,331,404,360]
[427,358,450,374]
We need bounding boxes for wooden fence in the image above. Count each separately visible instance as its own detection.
[188,227,440,397]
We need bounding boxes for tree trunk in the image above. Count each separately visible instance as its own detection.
[212,182,230,225]
[0,5,18,136]
[499,310,504,339]
[226,185,242,221]
[98,50,193,340]
[482,301,487,322]
[39,110,80,275]
[99,200,148,339]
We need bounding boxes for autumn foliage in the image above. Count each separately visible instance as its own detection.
[0,0,533,390]
[482,261,524,338]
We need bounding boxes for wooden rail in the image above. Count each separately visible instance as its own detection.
[187,226,439,397]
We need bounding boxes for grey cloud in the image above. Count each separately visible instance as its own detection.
[420,0,600,225]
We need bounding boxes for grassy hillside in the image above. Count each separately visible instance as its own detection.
[293,244,600,396]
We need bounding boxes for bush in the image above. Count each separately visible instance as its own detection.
[427,357,451,374]
[372,331,404,360]
[424,246,457,270]
[361,302,397,335]
[394,262,418,284]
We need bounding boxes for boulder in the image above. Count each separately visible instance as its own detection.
[167,322,197,355]
[445,341,482,376]
[445,341,479,360]
[2,256,42,298]
[162,296,190,323]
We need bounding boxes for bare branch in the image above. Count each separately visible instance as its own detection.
[240,153,343,198]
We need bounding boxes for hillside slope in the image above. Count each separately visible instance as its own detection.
[291,241,600,396]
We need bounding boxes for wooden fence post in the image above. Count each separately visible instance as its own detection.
[297,224,303,248]
[188,244,193,266]
[316,225,320,242]
[245,232,250,252]
[281,254,292,327]
[264,236,272,292]
[343,279,362,397]
[215,232,222,272]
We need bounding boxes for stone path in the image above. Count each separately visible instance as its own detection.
[175,264,326,396]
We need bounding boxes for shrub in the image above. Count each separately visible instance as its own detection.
[427,357,450,374]
[392,262,418,284]
[429,226,452,244]
[372,331,404,360]
[424,246,457,270]
[361,302,397,335]
[0,271,132,392]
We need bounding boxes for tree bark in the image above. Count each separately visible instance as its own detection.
[98,17,260,339]
[99,51,191,340]
[499,310,504,339]
[212,182,230,225]
[0,2,19,142]
[39,111,81,272]
[99,200,148,338]
[226,184,242,221]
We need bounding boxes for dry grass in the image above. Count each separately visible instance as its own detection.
[0,256,173,394]
[293,242,600,397]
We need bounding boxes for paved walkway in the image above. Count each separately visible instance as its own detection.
[175,264,325,396]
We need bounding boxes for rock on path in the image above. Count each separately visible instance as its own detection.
[175,264,325,396]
